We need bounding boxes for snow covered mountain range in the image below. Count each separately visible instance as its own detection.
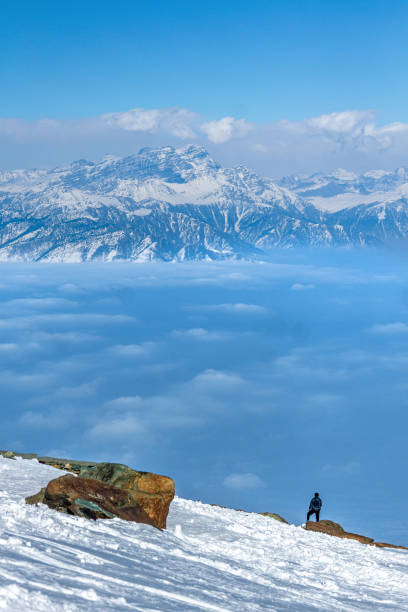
[1,145,408,261]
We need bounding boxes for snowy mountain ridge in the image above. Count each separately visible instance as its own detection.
[1,455,407,611]
[1,145,408,261]
[279,165,408,212]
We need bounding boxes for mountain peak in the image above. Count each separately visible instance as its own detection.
[2,151,408,261]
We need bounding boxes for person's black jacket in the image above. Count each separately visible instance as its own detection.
[309,496,322,511]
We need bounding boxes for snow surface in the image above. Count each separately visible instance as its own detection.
[280,167,408,212]
[305,185,408,212]
[0,457,407,611]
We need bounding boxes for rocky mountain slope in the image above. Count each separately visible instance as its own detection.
[1,145,408,261]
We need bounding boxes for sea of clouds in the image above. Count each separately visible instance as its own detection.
[0,249,407,544]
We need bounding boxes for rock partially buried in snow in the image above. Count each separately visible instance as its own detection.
[26,474,162,527]
[259,512,289,524]
[26,474,158,525]
[304,520,374,544]
[0,449,98,473]
[26,462,175,529]
[0,450,16,459]
[79,463,175,529]
[371,542,408,550]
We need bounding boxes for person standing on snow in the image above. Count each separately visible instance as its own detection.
[307,492,322,522]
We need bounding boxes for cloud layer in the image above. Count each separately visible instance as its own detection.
[1,107,408,175]
[0,252,407,543]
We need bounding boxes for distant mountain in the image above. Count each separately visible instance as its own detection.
[279,167,408,212]
[1,145,408,261]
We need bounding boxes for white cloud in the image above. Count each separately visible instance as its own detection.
[85,365,248,443]
[18,410,69,429]
[223,472,265,490]
[104,395,143,410]
[305,110,375,135]
[306,393,343,408]
[89,415,145,438]
[0,297,77,310]
[291,283,315,291]
[2,106,408,175]
[170,328,230,341]
[369,322,408,334]
[253,143,268,153]
[0,343,19,352]
[107,342,156,357]
[192,369,244,389]
[0,313,134,329]
[59,283,85,295]
[54,380,99,399]
[101,107,197,139]
[190,303,267,314]
[88,390,205,442]
[200,116,253,143]
[278,110,408,151]
[0,117,62,140]
[32,331,100,344]
[0,370,54,389]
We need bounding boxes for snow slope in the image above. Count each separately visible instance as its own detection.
[0,457,407,611]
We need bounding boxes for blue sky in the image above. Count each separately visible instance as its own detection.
[1,0,408,173]
[2,0,407,123]
[1,252,408,545]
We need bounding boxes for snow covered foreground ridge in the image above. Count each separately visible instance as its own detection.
[1,145,408,261]
[1,457,408,612]
[3,448,406,550]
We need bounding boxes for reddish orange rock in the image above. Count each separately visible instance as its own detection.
[79,463,175,529]
[26,461,175,529]
[27,474,158,526]
[371,542,408,550]
[304,520,374,544]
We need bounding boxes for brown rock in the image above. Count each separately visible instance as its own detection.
[0,450,16,459]
[26,487,46,505]
[371,542,408,550]
[260,512,289,524]
[79,463,175,529]
[27,474,158,527]
[304,520,374,544]
[38,456,97,474]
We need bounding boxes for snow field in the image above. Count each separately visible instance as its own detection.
[0,456,407,611]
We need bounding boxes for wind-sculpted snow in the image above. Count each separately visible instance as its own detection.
[1,145,408,261]
[0,457,407,611]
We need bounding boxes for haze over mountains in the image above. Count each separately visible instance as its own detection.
[1,145,408,262]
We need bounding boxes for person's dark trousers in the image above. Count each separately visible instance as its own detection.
[307,509,320,522]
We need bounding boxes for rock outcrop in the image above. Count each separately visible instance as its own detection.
[0,450,97,474]
[304,520,408,549]
[26,474,157,525]
[79,463,175,529]
[371,542,408,550]
[304,520,374,544]
[25,460,175,529]
[260,512,289,524]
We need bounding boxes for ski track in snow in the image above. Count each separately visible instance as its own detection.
[0,457,407,611]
